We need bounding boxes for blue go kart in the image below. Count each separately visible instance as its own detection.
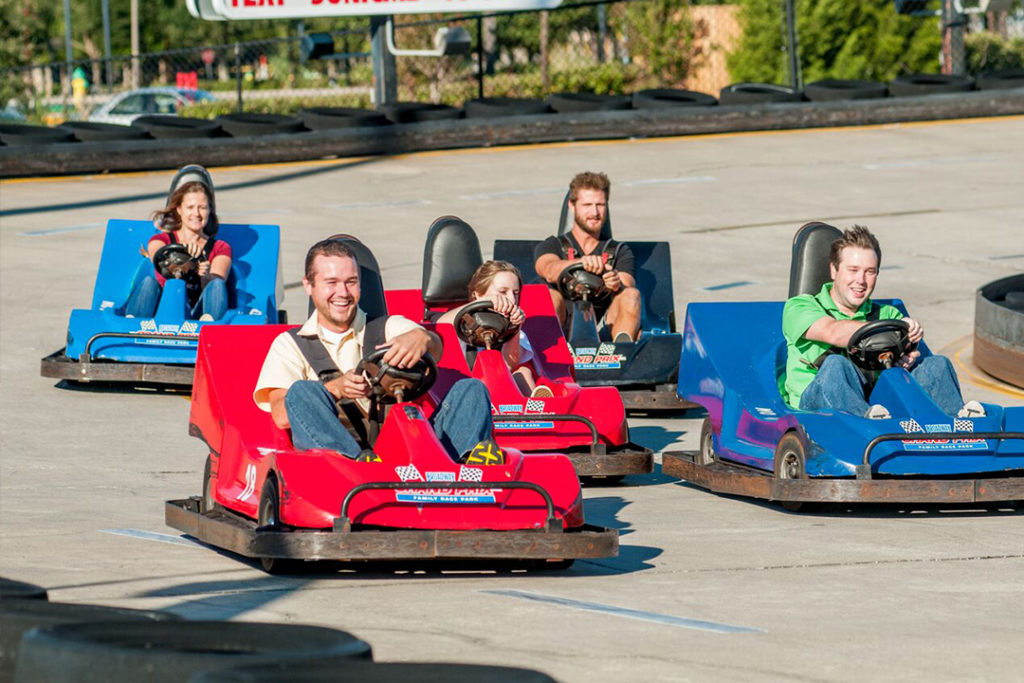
[663,222,1024,508]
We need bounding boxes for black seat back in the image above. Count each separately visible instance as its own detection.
[788,222,842,297]
[306,234,388,320]
[557,190,612,240]
[421,216,483,308]
[168,164,217,236]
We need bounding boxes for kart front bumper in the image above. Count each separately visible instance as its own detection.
[662,451,1024,505]
[40,348,194,386]
[166,498,618,562]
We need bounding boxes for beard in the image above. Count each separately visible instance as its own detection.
[574,211,603,238]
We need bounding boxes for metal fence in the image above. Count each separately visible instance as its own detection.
[2,0,1021,125]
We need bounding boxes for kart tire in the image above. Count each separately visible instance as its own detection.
[976,69,1024,91]
[191,660,555,682]
[0,124,76,146]
[57,121,150,142]
[631,88,718,109]
[888,74,974,97]
[2,601,179,681]
[803,79,888,101]
[202,455,215,513]
[257,476,298,574]
[718,82,802,105]
[695,418,715,466]
[0,577,48,601]
[297,107,392,130]
[380,103,463,124]
[463,97,552,118]
[131,115,223,139]
[215,113,306,137]
[277,309,288,324]
[544,92,632,113]
[774,432,806,512]
[13,621,371,683]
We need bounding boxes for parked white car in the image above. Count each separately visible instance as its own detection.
[89,87,215,125]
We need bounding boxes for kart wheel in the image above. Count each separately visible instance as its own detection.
[695,418,716,466]
[202,456,215,513]
[774,432,806,512]
[257,477,297,574]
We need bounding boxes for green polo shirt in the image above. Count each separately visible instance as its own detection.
[781,282,902,409]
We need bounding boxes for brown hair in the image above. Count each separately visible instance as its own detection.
[468,260,522,298]
[152,181,218,235]
[568,171,611,202]
[304,238,358,283]
[830,225,881,269]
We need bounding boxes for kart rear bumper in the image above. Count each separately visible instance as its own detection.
[165,497,618,561]
[565,442,654,477]
[613,384,698,411]
[662,451,1024,504]
[40,348,194,385]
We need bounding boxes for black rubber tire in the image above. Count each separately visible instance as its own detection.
[0,577,48,601]
[257,477,299,574]
[0,124,76,146]
[276,309,288,324]
[131,115,223,139]
[380,102,463,124]
[976,68,1024,91]
[631,88,718,109]
[13,621,371,683]
[803,79,888,101]
[545,92,632,113]
[463,97,553,118]
[719,82,802,105]
[773,431,807,512]
[57,121,150,142]
[888,73,974,97]
[2,601,180,681]
[297,107,392,130]
[215,113,306,137]
[202,455,215,513]
[695,418,715,466]
[191,660,555,683]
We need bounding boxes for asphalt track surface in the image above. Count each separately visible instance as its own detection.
[2,116,1023,682]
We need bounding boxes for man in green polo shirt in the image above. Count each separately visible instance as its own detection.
[782,225,980,419]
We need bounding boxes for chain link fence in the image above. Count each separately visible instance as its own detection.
[2,0,1021,125]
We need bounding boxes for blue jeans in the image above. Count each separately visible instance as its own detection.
[799,354,964,417]
[123,275,228,320]
[284,378,493,459]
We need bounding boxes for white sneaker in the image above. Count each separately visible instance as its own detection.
[530,385,554,399]
[957,400,986,418]
[865,404,891,420]
[199,314,215,322]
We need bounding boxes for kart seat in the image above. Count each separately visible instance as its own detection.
[557,190,612,241]
[789,221,841,297]
[421,216,483,313]
[306,234,388,321]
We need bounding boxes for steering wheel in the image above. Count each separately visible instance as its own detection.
[357,347,437,404]
[454,299,520,350]
[152,243,197,280]
[556,263,608,303]
[846,319,916,371]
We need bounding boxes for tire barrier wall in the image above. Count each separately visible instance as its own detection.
[974,274,1024,389]
[2,89,1022,178]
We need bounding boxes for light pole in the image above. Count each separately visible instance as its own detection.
[131,0,140,89]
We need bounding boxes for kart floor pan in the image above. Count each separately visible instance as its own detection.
[662,451,1024,505]
[565,443,654,477]
[41,348,194,386]
[612,384,698,412]
[166,498,619,562]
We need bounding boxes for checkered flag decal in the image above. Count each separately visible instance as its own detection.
[953,419,974,433]
[394,464,423,482]
[899,419,923,434]
[459,466,483,482]
[524,398,545,414]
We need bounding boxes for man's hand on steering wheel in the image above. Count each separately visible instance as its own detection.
[378,328,433,369]
[323,370,371,402]
[602,267,622,293]
[903,317,924,344]
[580,254,605,275]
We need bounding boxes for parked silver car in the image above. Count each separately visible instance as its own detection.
[89,87,215,125]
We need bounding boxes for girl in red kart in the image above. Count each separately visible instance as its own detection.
[124,168,232,321]
[436,261,551,398]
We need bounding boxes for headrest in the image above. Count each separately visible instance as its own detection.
[305,234,388,321]
[169,164,217,236]
[557,189,612,240]
[788,221,842,297]
[421,216,483,308]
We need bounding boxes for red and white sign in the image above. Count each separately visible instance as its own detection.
[210,0,562,18]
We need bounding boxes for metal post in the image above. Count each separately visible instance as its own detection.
[540,10,550,94]
[235,42,243,113]
[370,16,398,108]
[597,3,607,63]
[63,0,73,118]
[102,0,113,92]
[784,0,801,89]
[130,0,140,88]
[942,0,966,75]
[476,15,484,100]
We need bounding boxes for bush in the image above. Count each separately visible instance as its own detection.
[181,91,373,118]
[966,32,1024,74]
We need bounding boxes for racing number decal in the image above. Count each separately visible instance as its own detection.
[239,464,257,501]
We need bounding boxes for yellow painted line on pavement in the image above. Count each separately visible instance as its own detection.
[947,336,1024,401]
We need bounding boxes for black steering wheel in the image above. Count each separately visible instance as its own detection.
[454,299,520,350]
[846,319,916,371]
[556,262,608,303]
[357,347,437,404]
[152,243,197,280]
